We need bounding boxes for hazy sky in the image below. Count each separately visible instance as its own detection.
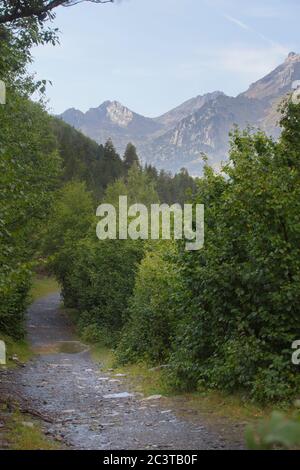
[31,0,300,116]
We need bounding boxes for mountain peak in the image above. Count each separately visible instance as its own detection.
[242,51,300,101]
[98,100,113,107]
[106,100,133,127]
[98,99,124,108]
[59,53,300,174]
[286,52,300,62]
[156,91,225,128]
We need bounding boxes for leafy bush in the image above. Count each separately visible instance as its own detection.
[0,264,31,338]
[46,166,159,346]
[0,92,61,338]
[65,237,144,344]
[168,103,300,403]
[44,181,94,304]
[116,241,183,364]
[79,323,103,344]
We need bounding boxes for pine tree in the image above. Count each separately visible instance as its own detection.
[100,138,124,187]
[123,142,140,172]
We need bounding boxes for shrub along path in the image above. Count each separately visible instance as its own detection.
[0,293,244,449]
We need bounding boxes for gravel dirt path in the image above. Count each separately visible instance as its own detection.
[0,293,245,450]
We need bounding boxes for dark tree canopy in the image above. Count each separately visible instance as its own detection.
[123,142,140,172]
[0,0,113,24]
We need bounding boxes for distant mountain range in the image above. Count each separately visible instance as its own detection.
[59,52,300,174]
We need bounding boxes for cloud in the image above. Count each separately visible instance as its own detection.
[222,12,288,56]
[204,1,289,55]
[223,14,251,31]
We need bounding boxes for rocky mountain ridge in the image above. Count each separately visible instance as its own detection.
[59,52,300,174]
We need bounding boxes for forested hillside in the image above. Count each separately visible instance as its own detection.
[52,117,197,203]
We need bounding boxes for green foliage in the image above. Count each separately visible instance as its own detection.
[168,102,300,403]
[50,102,300,405]
[0,332,33,367]
[0,10,61,338]
[116,241,183,364]
[145,166,197,205]
[80,323,103,344]
[51,118,102,192]
[51,120,130,199]
[0,12,58,96]
[43,181,94,303]
[3,0,299,411]
[0,264,31,339]
[45,172,154,346]
[105,163,159,207]
[123,142,140,172]
[100,138,124,189]
[43,181,94,256]
[67,238,144,345]
[246,411,300,450]
[1,96,61,254]
[0,93,61,338]
[51,116,196,205]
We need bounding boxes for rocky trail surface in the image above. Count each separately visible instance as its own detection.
[0,293,245,449]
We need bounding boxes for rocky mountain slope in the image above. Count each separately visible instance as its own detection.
[60,100,162,155]
[154,91,225,130]
[59,52,300,174]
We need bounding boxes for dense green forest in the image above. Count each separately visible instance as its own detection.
[48,104,300,404]
[1,3,300,414]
